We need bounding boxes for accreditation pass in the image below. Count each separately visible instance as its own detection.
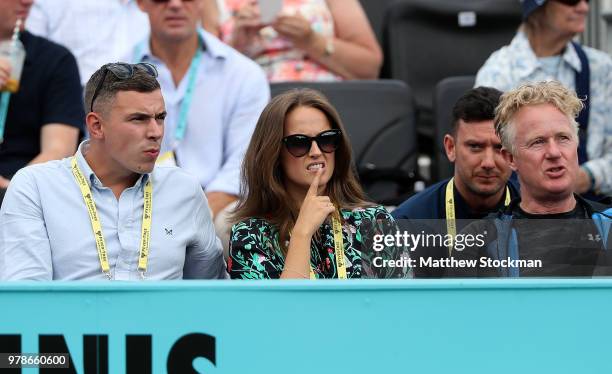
[0,353,70,368]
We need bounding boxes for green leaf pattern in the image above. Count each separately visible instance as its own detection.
[228,206,411,279]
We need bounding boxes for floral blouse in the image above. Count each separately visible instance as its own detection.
[228,205,410,279]
[220,0,342,82]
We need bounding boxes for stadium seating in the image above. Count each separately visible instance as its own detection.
[358,0,405,45]
[382,0,521,139]
[271,80,418,205]
[433,75,476,181]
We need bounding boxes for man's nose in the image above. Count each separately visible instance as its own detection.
[544,139,562,159]
[480,147,496,169]
[147,118,163,139]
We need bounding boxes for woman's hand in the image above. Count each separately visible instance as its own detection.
[271,13,315,51]
[293,168,335,239]
[229,1,265,52]
[282,168,334,279]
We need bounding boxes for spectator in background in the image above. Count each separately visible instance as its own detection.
[392,87,518,277]
[476,0,611,199]
[202,0,382,81]
[201,0,229,32]
[449,81,612,277]
[26,0,150,86]
[0,63,228,280]
[132,0,269,250]
[228,89,406,279]
[0,0,83,206]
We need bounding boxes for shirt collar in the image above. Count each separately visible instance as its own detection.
[74,140,100,188]
[19,31,34,66]
[75,140,150,190]
[134,28,228,63]
[513,31,583,78]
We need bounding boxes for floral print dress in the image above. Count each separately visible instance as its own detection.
[228,205,410,279]
[220,0,342,82]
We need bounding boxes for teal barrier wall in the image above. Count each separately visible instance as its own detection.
[1,279,611,373]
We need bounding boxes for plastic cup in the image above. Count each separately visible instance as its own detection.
[0,39,26,93]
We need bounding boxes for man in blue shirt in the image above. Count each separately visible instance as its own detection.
[0,62,228,280]
[392,87,518,277]
[132,0,270,252]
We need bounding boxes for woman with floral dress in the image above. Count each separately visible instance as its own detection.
[202,0,382,82]
[228,88,408,279]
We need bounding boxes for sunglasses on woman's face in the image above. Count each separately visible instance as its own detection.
[282,129,342,157]
[553,0,588,5]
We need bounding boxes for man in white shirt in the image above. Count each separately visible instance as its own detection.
[0,62,228,280]
[26,0,150,85]
[132,0,269,251]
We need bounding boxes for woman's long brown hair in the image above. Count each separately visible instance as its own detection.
[231,88,373,256]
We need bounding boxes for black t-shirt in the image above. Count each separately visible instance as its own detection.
[0,31,84,178]
[511,203,607,277]
[449,197,612,277]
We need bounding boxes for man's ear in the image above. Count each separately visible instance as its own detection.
[502,148,517,171]
[86,112,104,140]
[443,134,456,163]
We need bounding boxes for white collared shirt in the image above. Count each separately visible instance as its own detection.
[26,0,150,85]
[0,141,229,280]
[129,29,270,195]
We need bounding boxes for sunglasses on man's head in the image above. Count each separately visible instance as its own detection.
[552,0,588,5]
[282,129,342,157]
[89,62,158,113]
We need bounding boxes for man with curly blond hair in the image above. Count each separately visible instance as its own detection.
[448,81,611,278]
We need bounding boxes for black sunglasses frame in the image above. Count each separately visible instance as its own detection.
[282,129,343,157]
[89,62,159,113]
[552,0,588,5]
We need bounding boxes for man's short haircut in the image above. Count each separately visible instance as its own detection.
[450,86,503,136]
[84,63,161,115]
[494,81,583,154]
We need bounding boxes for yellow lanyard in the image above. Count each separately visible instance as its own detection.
[309,211,347,279]
[445,177,510,255]
[71,157,153,280]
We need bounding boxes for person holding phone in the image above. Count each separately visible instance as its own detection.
[228,89,407,279]
[202,0,382,81]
